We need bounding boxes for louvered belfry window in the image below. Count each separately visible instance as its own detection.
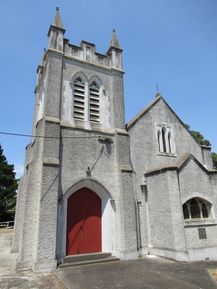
[73,77,85,120]
[89,81,100,122]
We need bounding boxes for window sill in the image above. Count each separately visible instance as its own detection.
[184,219,217,228]
[157,152,177,158]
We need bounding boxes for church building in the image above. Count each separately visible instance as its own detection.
[13,8,217,272]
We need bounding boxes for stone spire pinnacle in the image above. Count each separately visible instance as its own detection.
[109,29,121,49]
[53,7,64,29]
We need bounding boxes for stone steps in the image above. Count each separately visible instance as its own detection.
[59,252,119,268]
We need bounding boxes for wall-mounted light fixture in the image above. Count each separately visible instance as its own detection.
[86,166,91,177]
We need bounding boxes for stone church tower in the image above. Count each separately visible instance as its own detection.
[12,8,137,271]
[13,8,217,272]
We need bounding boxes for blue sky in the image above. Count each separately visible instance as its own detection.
[0,0,216,177]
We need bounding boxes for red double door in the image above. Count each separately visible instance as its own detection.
[66,188,102,255]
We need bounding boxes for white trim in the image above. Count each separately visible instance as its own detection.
[155,122,176,155]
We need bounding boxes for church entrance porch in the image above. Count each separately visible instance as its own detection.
[66,188,102,255]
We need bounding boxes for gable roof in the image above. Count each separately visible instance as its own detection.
[145,152,217,177]
[126,94,162,130]
[126,94,205,149]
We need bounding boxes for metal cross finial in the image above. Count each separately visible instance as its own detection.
[156,83,159,94]
[155,83,161,97]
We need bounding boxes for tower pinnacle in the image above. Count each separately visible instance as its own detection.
[109,29,121,49]
[53,7,64,29]
[48,7,65,51]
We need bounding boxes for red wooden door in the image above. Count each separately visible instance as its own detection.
[66,188,102,255]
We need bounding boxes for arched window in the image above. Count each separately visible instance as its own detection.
[162,127,167,153]
[157,130,161,152]
[89,81,100,122]
[182,198,211,220]
[71,73,103,123]
[183,203,189,219]
[190,199,200,218]
[168,132,172,154]
[156,124,174,154]
[202,203,209,218]
[73,77,85,120]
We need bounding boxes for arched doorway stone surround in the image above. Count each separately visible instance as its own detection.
[60,179,116,258]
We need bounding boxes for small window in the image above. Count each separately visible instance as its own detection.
[157,130,161,152]
[182,198,211,220]
[162,127,167,153]
[168,132,172,153]
[73,77,85,120]
[89,81,100,123]
[190,199,200,219]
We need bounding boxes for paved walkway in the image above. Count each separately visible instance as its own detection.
[1,228,217,289]
[55,256,217,289]
[0,229,59,289]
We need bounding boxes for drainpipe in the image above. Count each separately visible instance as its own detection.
[141,180,151,255]
[136,200,142,254]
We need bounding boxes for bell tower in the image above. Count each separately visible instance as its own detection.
[13,8,138,272]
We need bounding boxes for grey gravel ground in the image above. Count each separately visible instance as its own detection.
[0,229,60,289]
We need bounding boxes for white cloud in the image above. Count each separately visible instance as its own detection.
[14,164,24,178]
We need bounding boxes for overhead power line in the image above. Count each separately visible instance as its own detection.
[0,131,101,139]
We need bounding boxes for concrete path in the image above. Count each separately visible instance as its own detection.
[2,228,217,289]
[0,229,60,289]
[55,256,217,289]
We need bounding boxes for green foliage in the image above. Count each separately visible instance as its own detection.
[184,124,216,169]
[184,124,211,146]
[0,144,17,222]
[190,130,211,146]
[212,152,217,169]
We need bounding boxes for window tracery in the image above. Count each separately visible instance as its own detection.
[182,198,211,220]
[156,124,174,154]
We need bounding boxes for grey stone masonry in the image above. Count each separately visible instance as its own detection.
[127,95,217,262]
[13,8,217,272]
[13,9,137,272]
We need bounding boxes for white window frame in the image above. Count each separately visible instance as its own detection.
[155,123,176,156]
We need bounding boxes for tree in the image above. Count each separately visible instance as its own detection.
[0,144,17,222]
[184,124,211,146]
[212,152,217,169]
[185,124,216,169]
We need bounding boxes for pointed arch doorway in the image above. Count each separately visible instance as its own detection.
[66,187,102,255]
